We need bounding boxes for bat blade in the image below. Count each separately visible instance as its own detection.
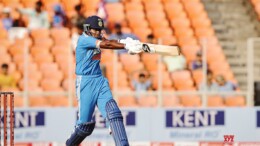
[144,44,180,56]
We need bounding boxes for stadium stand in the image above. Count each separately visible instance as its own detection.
[0,0,245,107]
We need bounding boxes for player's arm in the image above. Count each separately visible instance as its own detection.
[99,40,125,50]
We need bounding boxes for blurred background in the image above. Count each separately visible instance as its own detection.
[0,0,260,145]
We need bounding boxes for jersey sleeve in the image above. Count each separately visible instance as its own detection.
[78,35,101,49]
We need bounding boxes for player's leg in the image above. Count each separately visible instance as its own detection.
[97,78,129,146]
[66,76,97,146]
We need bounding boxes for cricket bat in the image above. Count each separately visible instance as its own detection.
[142,43,181,56]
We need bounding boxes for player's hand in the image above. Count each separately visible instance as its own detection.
[120,37,141,45]
[119,37,134,44]
[126,43,143,54]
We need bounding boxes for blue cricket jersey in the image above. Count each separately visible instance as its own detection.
[75,33,102,76]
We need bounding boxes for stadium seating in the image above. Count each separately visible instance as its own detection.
[0,0,244,107]
[207,96,224,107]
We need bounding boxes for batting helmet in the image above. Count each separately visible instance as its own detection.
[83,15,104,32]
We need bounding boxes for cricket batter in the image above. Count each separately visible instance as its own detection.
[66,16,143,146]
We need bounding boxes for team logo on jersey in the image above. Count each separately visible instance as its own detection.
[98,19,103,27]
[92,48,101,60]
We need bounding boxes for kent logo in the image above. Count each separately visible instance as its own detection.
[166,110,224,127]
[223,135,234,144]
[76,111,136,128]
[0,111,45,128]
[93,111,136,128]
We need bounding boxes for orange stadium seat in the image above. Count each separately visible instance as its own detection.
[206,49,226,63]
[144,2,164,11]
[106,3,125,23]
[107,69,128,85]
[122,27,132,33]
[171,18,191,29]
[225,96,246,107]
[126,11,145,21]
[40,63,63,81]
[29,96,49,107]
[61,0,80,11]
[100,50,113,62]
[191,69,203,87]
[174,27,194,38]
[200,36,219,47]
[163,95,181,107]
[125,2,143,11]
[138,96,158,107]
[51,45,71,56]
[55,53,73,66]
[124,62,144,74]
[141,54,159,63]
[14,96,24,107]
[42,0,60,6]
[0,53,12,65]
[19,78,40,90]
[82,0,100,12]
[181,45,201,62]
[40,78,62,91]
[119,53,140,64]
[195,27,215,38]
[0,39,11,48]
[9,44,27,56]
[161,35,177,45]
[30,46,50,56]
[12,71,22,83]
[191,17,212,28]
[132,27,152,41]
[162,0,180,2]
[0,29,8,39]
[33,53,54,65]
[153,27,173,38]
[17,61,38,73]
[149,19,169,30]
[33,38,54,49]
[152,71,173,89]
[142,0,161,2]
[0,47,8,57]
[129,18,149,29]
[28,69,43,81]
[178,36,198,47]
[251,0,260,5]
[167,10,187,21]
[1,0,21,8]
[180,95,201,107]
[145,62,167,72]
[53,38,71,46]
[118,96,138,107]
[209,61,230,73]
[146,10,166,20]
[182,1,204,14]
[50,27,70,40]
[0,46,7,53]
[21,0,38,8]
[31,29,50,39]
[48,96,69,107]
[14,37,33,48]
[171,70,195,90]
[207,96,224,107]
